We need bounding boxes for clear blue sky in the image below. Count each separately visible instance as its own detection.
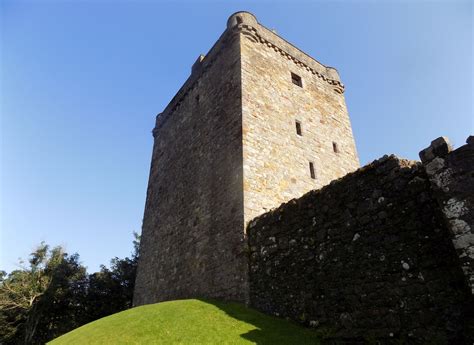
[1,0,472,274]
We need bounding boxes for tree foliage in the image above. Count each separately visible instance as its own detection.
[84,232,139,321]
[0,233,140,344]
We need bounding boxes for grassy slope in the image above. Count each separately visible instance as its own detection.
[50,299,322,344]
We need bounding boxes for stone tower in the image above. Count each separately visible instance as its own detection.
[133,11,359,306]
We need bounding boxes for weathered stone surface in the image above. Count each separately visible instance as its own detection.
[240,16,359,224]
[133,10,473,343]
[248,156,472,343]
[134,26,247,305]
[467,136,474,145]
[134,11,359,305]
[419,136,452,163]
[420,138,474,299]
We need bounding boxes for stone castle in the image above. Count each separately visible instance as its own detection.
[134,12,473,343]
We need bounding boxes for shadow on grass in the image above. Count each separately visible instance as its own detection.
[198,299,321,345]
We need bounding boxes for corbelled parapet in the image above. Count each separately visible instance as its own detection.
[154,11,347,137]
[420,136,474,297]
[226,11,345,93]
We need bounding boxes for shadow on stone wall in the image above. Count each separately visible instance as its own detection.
[247,137,474,344]
[198,299,323,344]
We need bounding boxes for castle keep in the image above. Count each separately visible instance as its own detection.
[134,12,359,305]
[134,12,473,343]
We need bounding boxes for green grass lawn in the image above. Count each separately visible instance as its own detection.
[49,299,322,344]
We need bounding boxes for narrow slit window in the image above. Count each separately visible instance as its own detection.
[333,142,339,153]
[291,72,302,87]
[196,94,200,104]
[309,162,316,179]
[295,121,302,136]
[236,16,243,24]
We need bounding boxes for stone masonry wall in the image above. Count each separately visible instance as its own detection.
[420,137,474,296]
[135,12,361,306]
[239,12,359,225]
[248,155,472,343]
[134,29,248,305]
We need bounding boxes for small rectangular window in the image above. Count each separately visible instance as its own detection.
[333,142,339,153]
[295,121,302,136]
[291,72,302,87]
[309,162,316,179]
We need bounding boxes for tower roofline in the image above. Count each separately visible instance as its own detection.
[155,11,345,134]
[227,11,343,87]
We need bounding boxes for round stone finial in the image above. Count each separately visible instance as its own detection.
[325,67,341,83]
[226,11,258,29]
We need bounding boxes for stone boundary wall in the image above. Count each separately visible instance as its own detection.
[420,137,474,296]
[248,151,472,343]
